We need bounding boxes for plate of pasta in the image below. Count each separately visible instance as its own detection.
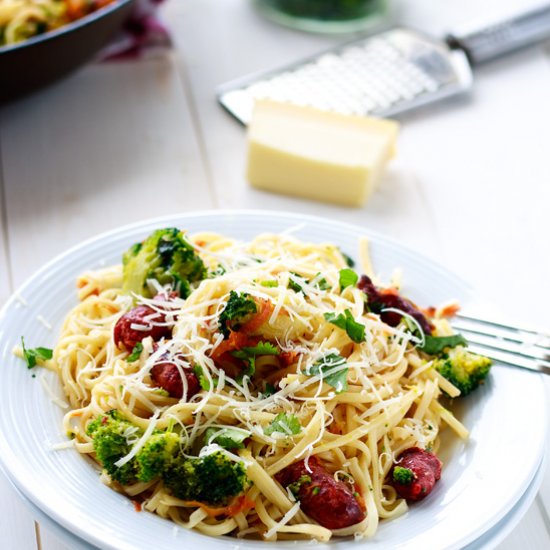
[0,210,546,550]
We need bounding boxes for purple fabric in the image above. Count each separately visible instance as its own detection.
[99,0,171,60]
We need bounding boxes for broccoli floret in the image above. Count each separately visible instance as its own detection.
[218,291,257,338]
[393,466,414,485]
[122,228,206,299]
[135,431,181,482]
[86,411,142,485]
[163,451,249,506]
[434,347,492,396]
[87,411,249,505]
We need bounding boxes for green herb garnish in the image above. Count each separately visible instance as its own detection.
[20,337,52,369]
[420,334,468,355]
[339,268,359,290]
[205,427,250,450]
[127,342,143,362]
[264,413,302,436]
[324,309,366,343]
[305,353,348,393]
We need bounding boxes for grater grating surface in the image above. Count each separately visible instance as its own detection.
[218,28,473,124]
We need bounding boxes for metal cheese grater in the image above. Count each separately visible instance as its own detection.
[218,3,550,124]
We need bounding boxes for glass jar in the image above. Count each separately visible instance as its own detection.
[255,0,389,34]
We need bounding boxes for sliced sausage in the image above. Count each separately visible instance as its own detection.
[114,305,172,350]
[275,457,365,530]
[358,275,433,335]
[150,361,200,400]
[390,447,442,501]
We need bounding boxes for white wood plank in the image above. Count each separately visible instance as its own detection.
[37,527,73,550]
[0,52,214,286]
[0,128,38,550]
[498,499,550,549]
[0,166,12,305]
[0,472,39,550]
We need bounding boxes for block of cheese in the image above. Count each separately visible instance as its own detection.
[246,100,399,207]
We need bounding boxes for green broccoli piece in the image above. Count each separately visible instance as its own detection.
[87,411,249,505]
[86,411,142,485]
[393,466,414,485]
[122,228,206,299]
[163,451,249,506]
[434,347,492,396]
[218,291,257,338]
[135,431,181,482]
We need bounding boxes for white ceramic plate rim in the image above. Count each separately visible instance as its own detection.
[0,210,547,550]
[15,446,547,550]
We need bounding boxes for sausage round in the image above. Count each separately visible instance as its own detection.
[114,305,172,350]
[390,447,442,501]
[275,457,365,530]
[150,361,200,400]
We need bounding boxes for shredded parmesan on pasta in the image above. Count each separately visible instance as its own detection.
[47,231,468,542]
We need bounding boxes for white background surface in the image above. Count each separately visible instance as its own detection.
[0,0,549,548]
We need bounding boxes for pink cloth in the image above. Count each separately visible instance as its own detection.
[99,0,171,60]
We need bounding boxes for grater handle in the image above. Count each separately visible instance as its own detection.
[446,3,550,65]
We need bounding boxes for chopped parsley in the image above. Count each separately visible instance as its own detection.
[20,337,53,369]
[339,249,355,268]
[339,268,359,290]
[127,342,143,362]
[287,272,305,293]
[262,383,277,397]
[231,341,279,377]
[324,309,366,343]
[314,274,331,291]
[205,427,250,449]
[264,413,302,437]
[305,353,348,393]
[193,365,218,391]
[420,334,468,355]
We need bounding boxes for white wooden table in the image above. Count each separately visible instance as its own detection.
[1,0,549,548]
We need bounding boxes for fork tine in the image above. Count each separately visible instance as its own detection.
[468,344,550,375]
[453,315,550,354]
[457,328,550,362]
[455,313,549,339]
[447,312,550,375]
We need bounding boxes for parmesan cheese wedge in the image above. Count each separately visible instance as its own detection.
[246,100,399,207]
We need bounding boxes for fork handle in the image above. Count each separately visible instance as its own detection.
[446,3,550,65]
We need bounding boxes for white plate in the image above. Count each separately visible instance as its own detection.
[0,210,547,550]
[17,447,547,550]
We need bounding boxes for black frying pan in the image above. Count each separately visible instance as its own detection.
[0,0,136,102]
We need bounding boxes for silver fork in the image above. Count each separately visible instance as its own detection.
[451,314,550,375]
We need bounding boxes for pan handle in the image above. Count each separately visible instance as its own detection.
[446,3,550,65]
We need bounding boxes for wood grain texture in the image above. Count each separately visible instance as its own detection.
[0,118,38,550]
[0,473,38,550]
[0,156,12,305]
[37,526,74,550]
[0,53,213,287]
